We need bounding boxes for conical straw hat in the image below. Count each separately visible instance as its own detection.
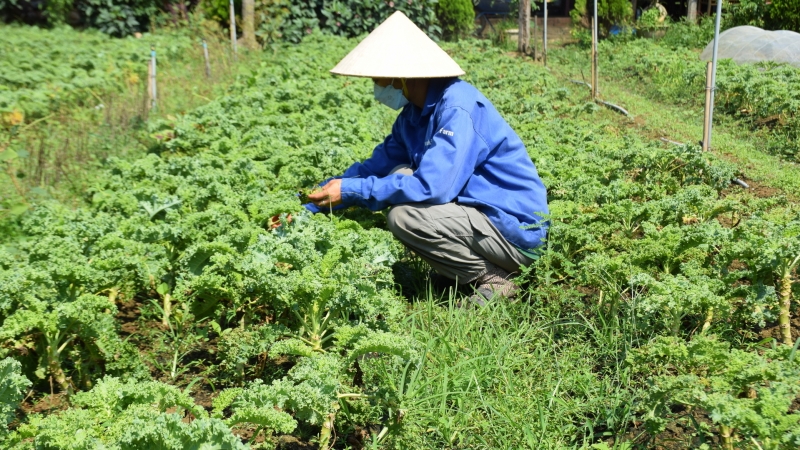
[330,11,465,78]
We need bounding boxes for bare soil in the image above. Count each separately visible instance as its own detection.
[758,316,800,343]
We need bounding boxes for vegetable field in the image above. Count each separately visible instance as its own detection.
[2,29,800,450]
[0,26,197,121]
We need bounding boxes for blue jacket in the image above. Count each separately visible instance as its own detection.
[322,78,549,253]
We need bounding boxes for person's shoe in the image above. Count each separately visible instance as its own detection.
[474,264,518,299]
[461,264,518,307]
[465,286,494,307]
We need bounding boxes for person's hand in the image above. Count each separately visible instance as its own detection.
[268,214,292,229]
[308,179,343,209]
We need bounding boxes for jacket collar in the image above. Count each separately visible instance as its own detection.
[406,78,455,125]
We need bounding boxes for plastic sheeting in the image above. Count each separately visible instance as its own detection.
[700,26,800,67]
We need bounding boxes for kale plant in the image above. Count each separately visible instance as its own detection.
[630,336,800,449]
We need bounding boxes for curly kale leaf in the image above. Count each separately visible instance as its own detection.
[0,358,30,431]
[0,295,146,391]
[18,377,246,450]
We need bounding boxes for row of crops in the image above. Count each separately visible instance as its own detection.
[0,26,198,122]
[1,31,800,448]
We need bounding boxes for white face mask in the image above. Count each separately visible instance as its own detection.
[373,80,409,110]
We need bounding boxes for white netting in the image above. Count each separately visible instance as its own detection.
[700,26,800,67]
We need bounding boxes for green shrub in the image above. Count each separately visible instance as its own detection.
[201,0,441,45]
[770,0,800,31]
[75,0,160,37]
[570,0,633,30]
[725,0,770,29]
[0,0,161,36]
[198,0,242,25]
[435,0,474,40]
[725,0,800,32]
[660,16,715,49]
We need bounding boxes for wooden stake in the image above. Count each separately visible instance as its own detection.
[202,39,212,78]
[229,0,238,59]
[702,61,713,151]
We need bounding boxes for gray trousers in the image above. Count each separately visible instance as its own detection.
[385,167,532,283]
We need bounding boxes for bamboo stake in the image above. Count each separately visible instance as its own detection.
[229,0,238,59]
[702,61,713,151]
[202,39,211,78]
[149,46,157,111]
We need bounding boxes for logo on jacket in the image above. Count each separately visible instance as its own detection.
[438,128,454,137]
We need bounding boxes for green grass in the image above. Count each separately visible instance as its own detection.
[363,286,639,448]
[548,41,800,199]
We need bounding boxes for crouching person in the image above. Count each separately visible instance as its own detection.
[305,12,549,305]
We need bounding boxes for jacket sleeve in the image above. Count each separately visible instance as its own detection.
[340,117,410,179]
[339,107,487,211]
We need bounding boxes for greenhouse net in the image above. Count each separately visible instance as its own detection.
[700,26,800,67]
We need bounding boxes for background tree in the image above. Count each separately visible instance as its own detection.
[435,0,474,40]
[518,0,531,54]
[688,0,697,23]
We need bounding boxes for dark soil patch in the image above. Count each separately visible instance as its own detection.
[612,408,719,449]
[718,173,787,203]
[117,297,142,337]
[576,285,599,296]
[716,153,797,201]
[276,435,318,449]
[758,316,800,343]
[20,392,68,416]
[652,409,718,449]
[741,176,783,199]
[192,385,216,411]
